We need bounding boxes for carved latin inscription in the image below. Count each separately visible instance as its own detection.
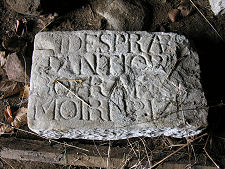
[28,31,207,139]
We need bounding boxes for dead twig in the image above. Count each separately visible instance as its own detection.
[54,80,91,107]
[189,0,224,41]
[203,135,220,169]
[119,154,132,169]
[190,144,197,164]
[118,141,138,168]
[185,162,197,169]
[88,3,95,19]
[149,133,208,169]
[131,153,150,169]
[39,17,56,32]
[0,157,15,169]
[139,138,152,167]
[0,122,89,152]
[127,139,138,157]
[52,79,84,86]
[107,141,111,169]
[63,143,68,165]
[93,140,105,165]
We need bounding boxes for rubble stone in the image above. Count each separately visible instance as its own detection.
[6,0,41,16]
[28,31,208,140]
[5,53,29,83]
[93,0,146,30]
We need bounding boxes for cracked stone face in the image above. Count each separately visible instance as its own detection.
[28,31,208,140]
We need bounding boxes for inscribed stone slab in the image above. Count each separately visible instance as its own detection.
[28,31,208,140]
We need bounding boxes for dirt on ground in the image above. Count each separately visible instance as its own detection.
[0,0,225,168]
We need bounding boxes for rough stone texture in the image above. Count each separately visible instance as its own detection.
[5,52,29,83]
[28,31,207,140]
[93,0,146,30]
[6,0,41,16]
[209,0,225,15]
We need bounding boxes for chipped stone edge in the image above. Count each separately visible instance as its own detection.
[209,0,225,15]
[29,127,203,140]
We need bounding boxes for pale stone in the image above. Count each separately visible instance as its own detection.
[209,0,225,15]
[93,0,146,30]
[28,31,208,140]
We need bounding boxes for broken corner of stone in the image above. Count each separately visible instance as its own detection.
[209,0,225,15]
[28,31,208,140]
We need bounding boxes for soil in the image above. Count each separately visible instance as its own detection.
[0,0,225,168]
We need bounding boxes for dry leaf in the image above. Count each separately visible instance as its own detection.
[0,51,7,67]
[4,106,13,122]
[0,123,14,135]
[11,107,27,128]
[168,9,180,22]
[0,79,24,99]
[15,19,26,36]
[20,84,29,98]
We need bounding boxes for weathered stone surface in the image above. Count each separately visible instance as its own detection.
[93,0,146,30]
[6,0,41,16]
[209,0,225,15]
[5,53,29,83]
[28,31,207,140]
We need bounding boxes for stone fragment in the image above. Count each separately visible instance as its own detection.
[5,53,29,82]
[209,0,225,15]
[6,0,41,16]
[93,0,146,30]
[28,31,208,140]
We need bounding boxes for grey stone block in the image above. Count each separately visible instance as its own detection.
[94,0,146,30]
[28,31,207,140]
[209,0,225,15]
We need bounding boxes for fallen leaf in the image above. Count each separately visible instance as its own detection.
[11,107,27,128]
[0,79,24,99]
[0,123,14,135]
[20,84,29,98]
[4,106,13,123]
[168,9,180,22]
[15,19,26,36]
[0,51,7,67]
